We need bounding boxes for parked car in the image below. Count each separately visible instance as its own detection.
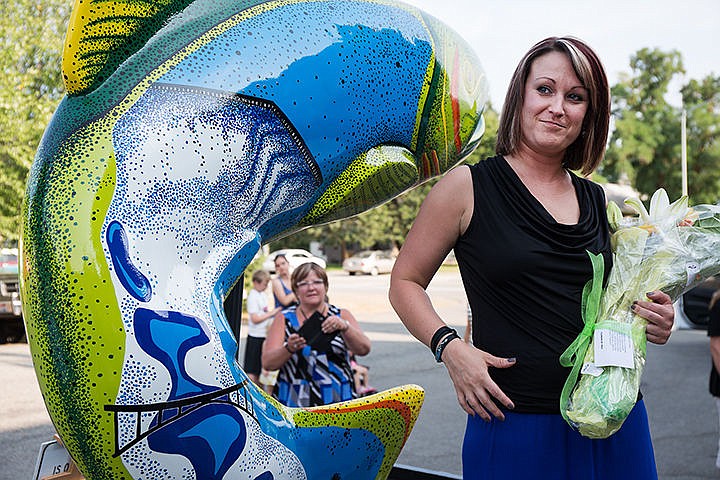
[0,248,25,343]
[262,249,326,273]
[342,250,395,276]
[674,276,720,330]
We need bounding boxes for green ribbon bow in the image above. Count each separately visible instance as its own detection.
[559,251,604,426]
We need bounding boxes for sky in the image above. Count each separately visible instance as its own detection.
[401,0,719,108]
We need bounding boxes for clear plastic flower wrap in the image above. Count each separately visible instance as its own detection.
[559,189,720,439]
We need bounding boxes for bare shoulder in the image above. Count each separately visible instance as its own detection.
[424,165,474,232]
[394,165,473,282]
[435,164,472,191]
[339,308,356,321]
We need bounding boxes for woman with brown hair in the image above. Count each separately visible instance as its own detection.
[390,36,674,478]
[271,253,297,308]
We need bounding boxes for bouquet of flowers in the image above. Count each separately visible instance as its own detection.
[560,189,720,439]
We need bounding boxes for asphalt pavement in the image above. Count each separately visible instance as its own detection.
[1,269,718,479]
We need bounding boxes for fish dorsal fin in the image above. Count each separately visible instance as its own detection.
[62,0,193,95]
[299,145,420,227]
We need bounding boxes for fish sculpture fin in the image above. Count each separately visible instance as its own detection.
[285,384,425,479]
[299,145,420,227]
[62,0,195,95]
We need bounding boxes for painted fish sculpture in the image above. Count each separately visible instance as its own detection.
[21,0,488,478]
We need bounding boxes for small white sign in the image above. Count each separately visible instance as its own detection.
[33,440,82,480]
[593,328,634,369]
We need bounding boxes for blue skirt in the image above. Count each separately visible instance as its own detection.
[462,399,657,479]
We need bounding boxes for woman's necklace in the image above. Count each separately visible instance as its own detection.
[298,303,327,322]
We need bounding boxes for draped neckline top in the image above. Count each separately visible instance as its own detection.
[454,155,612,413]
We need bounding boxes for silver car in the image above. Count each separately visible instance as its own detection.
[342,250,395,276]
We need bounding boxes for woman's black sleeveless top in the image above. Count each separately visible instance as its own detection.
[454,155,611,413]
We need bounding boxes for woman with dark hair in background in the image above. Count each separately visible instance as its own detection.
[271,254,297,308]
[259,254,298,393]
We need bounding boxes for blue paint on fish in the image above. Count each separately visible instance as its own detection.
[148,405,248,480]
[134,308,213,399]
[107,220,153,302]
[160,3,432,188]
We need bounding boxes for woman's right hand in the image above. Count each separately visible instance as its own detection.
[388,166,515,419]
[441,339,516,421]
[284,333,306,353]
[262,312,304,371]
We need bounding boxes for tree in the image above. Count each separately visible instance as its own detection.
[681,75,720,204]
[602,48,720,204]
[0,0,69,244]
[601,48,691,200]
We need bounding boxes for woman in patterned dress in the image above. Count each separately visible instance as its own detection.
[262,262,371,407]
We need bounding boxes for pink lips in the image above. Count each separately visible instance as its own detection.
[540,119,566,129]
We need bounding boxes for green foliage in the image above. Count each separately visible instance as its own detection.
[0,0,69,244]
[270,184,434,258]
[681,75,720,204]
[602,49,686,197]
[602,48,720,204]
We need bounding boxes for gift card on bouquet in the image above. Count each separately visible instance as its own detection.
[593,326,634,368]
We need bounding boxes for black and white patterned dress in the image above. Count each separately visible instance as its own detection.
[274,304,356,407]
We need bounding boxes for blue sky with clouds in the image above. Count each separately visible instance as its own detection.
[402,0,719,108]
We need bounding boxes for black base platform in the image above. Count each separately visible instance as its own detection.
[389,464,461,479]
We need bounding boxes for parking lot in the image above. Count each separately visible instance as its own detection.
[1,268,719,478]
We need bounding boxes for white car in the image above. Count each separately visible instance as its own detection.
[342,250,395,276]
[262,249,327,273]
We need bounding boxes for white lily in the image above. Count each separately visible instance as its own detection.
[624,188,691,230]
